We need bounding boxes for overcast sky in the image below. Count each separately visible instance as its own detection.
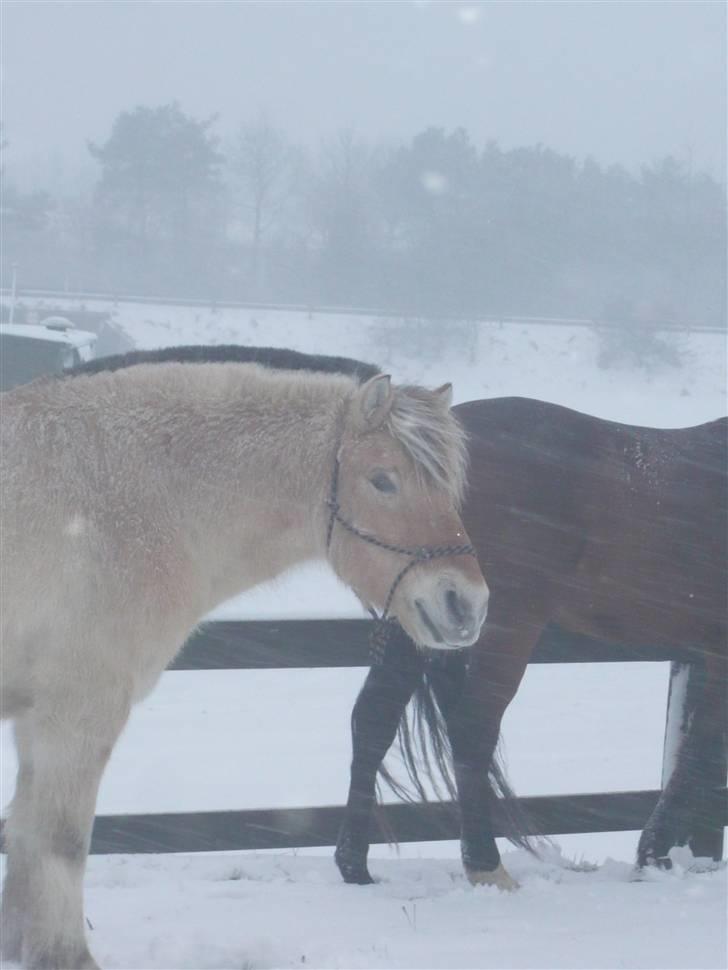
[2,0,726,186]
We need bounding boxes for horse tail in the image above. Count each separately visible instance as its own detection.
[377,658,539,855]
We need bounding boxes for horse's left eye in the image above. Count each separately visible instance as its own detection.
[370,472,397,494]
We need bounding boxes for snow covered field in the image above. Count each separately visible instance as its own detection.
[1,300,726,969]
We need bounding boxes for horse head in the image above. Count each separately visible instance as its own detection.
[327,374,489,649]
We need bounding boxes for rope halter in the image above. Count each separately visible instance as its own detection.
[325,455,476,650]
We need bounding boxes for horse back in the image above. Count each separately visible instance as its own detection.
[454,398,727,650]
[454,397,600,589]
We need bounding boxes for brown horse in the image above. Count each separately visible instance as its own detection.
[336,396,727,889]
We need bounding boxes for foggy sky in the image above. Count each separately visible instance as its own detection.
[2,0,726,186]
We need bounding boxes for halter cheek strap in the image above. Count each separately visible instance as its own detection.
[325,456,476,644]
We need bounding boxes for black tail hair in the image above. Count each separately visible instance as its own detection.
[377,658,539,855]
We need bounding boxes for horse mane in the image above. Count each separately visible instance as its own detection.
[69,343,467,502]
[387,386,468,505]
[67,343,381,385]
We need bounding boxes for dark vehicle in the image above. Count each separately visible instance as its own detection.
[0,318,96,390]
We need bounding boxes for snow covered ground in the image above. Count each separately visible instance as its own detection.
[1,300,726,969]
[74,850,728,970]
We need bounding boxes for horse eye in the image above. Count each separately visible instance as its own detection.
[370,472,397,494]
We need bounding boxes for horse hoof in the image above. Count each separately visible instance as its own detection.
[466,862,520,891]
[25,948,101,970]
[637,853,673,872]
[631,854,673,882]
[335,834,374,885]
[336,858,375,885]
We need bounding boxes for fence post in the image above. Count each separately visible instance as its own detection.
[662,661,726,861]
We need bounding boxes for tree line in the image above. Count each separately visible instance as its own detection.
[2,103,725,327]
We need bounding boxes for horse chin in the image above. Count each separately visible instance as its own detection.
[428,639,471,652]
[415,599,480,650]
[403,600,476,651]
[436,633,479,650]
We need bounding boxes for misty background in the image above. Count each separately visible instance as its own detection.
[1,0,726,325]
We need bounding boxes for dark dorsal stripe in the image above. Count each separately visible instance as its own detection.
[68,343,381,385]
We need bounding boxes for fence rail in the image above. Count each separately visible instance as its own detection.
[80,620,728,857]
[2,287,725,333]
[91,790,699,856]
[170,619,699,670]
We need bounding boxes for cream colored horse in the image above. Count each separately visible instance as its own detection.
[0,360,488,969]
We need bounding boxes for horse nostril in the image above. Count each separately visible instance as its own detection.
[445,588,467,626]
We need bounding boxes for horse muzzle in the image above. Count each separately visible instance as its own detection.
[411,577,489,649]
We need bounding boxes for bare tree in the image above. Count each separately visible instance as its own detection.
[309,130,383,304]
[229,117,295,298]
[88,103,225,295]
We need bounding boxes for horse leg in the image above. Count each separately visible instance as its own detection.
[434,615,541,890]
[683,657,727,862]
[1,714,35,964]
[637,654,727,868]
[335,626,426,885]
[19,687,130,970]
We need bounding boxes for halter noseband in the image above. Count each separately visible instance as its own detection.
[325,454,476,651]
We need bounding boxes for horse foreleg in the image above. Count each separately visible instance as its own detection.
[335,626,425,885]
[1,715,36,964]
[435,617,539,890]
[19,688,130,970]
[435,686,512,887]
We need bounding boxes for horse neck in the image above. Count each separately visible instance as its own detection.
[108,364,350,610]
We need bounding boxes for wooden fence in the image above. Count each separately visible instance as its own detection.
[86,620,728,859]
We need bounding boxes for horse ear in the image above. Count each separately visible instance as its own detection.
[433,383,453,408]
[352,374,393,431]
